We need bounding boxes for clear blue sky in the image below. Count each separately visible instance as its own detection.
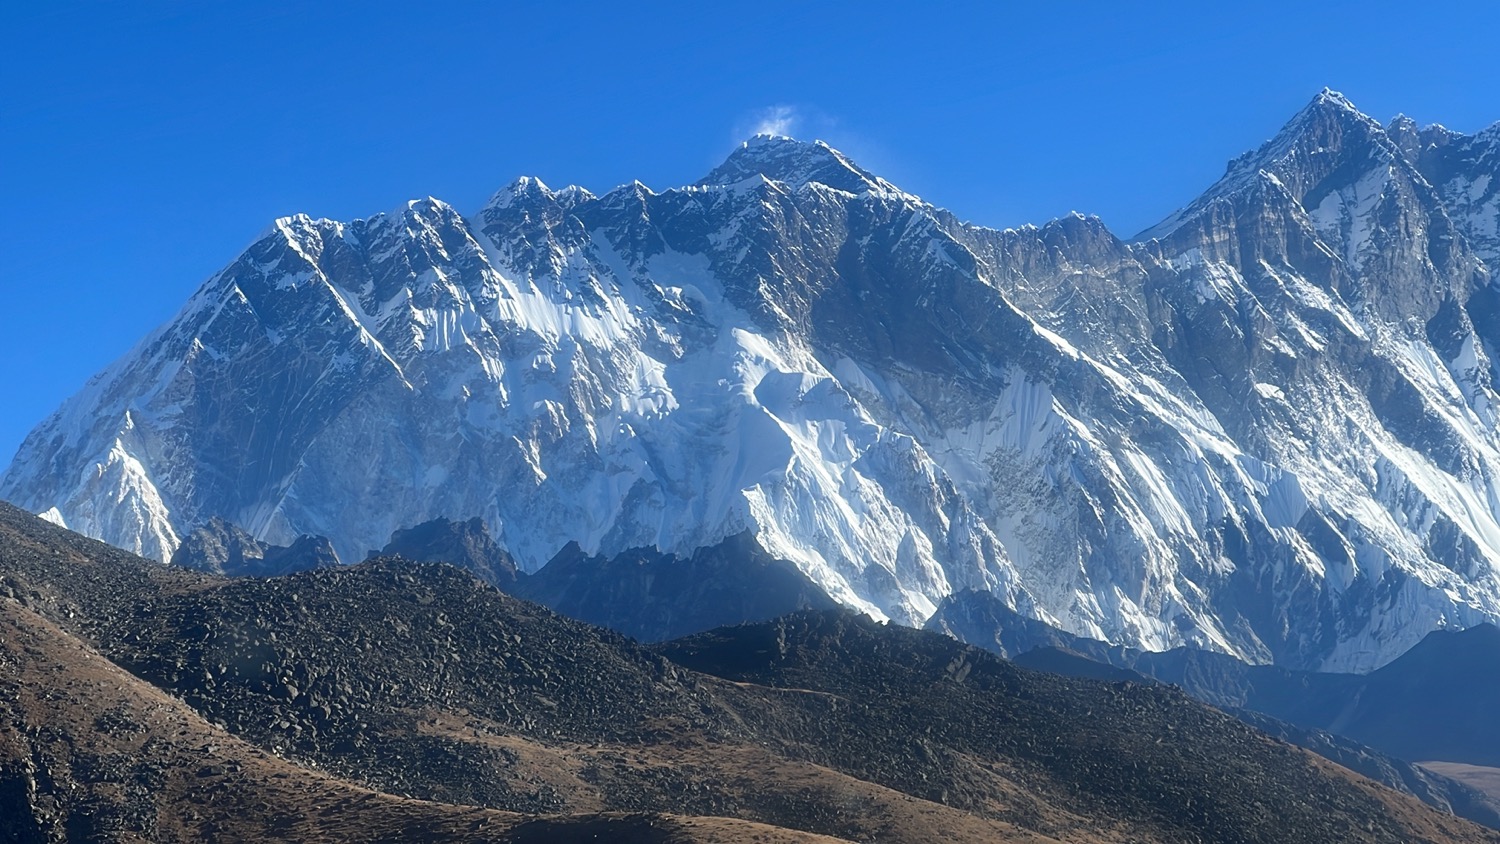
[2,0,1497,468]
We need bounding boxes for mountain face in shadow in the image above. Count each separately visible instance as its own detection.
[373,515,520,587]
[509,530,839,641]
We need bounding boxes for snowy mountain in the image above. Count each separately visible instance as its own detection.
[5,91,1497,670]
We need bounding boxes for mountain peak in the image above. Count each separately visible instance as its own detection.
[1254,88,1383,165]
[484,175,553,211]
[698,135,894,195]
[745,131,798,145]
[1136,89,1389,241]
[1309,87,1359,114]
[1268,88,1374,136]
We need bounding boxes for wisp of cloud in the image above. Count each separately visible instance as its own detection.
[752,105,799,137]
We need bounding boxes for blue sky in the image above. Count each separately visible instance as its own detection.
[1,0,1497,467]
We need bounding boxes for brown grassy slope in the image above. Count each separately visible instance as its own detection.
[0,503,1051,843]
[2,502,1498,843]
[0,596,520,842]
[0,596,852,844]
[660,610,1500,844]
[410,712,1079,843]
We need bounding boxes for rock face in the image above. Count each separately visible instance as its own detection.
[1387,115,1500,266]
[369,519,828,640]
[510,531,840,641]
[374,516,519,586]
[170,516,340,577]
[4,91,1499,670]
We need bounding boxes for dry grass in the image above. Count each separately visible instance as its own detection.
[416,712,1084,842]
[0,599,850,843]
[5,503,1498,844]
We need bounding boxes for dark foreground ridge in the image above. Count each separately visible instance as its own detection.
[931,586,1500,827]
[930,587,1500,827]
[2,501,1497,843]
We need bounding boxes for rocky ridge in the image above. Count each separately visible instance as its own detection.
[508,530,841,641]
[3,503,1495,843]
[367,517,837,640]
[931,586,1500,825]
[170,516,341,577]
[373,515,519,587]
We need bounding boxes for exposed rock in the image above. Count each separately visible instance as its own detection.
[373,516,519,587]
[510,531,839,641]
[170,516,340,577]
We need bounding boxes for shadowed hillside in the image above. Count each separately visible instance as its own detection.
[2,502,1496,843]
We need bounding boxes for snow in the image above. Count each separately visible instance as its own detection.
[1308,166,1392,270]
[65,434,178,563]
[1253,383,1286,401]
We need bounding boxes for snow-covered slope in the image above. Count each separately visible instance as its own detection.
[5,96,1498,670]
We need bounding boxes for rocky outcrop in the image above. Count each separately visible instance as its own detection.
[373,516,519,587]
[510,531,839,641]
[170,516,340,577]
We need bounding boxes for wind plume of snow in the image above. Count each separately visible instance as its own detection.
[750,105,798,138]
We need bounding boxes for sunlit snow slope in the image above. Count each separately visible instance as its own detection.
[5,91,1498,670]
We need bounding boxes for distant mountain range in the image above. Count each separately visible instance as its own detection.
[3,90,1498,672]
